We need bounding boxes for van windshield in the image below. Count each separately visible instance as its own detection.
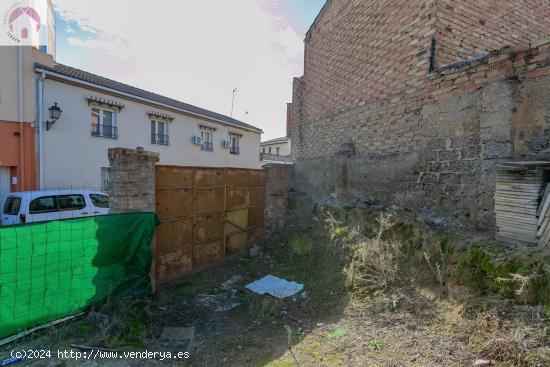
[3,197,21,215]
[89,194,109,208]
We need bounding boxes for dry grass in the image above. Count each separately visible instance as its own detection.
[2,206,549,367]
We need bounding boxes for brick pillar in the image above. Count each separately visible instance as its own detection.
[107,147,159,213]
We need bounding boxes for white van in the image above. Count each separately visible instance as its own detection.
[1,190,109,226]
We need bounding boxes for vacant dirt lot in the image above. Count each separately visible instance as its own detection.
[2,210,549,366]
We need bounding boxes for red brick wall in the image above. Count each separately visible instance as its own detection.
[435,0,550,66]
[286,103,292,137]
[301,0,438,123]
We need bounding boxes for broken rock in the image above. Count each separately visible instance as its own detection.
[196,294,240,312]
[159,327,195,343]
[474,359,492,367]
[249,245,262,257]
[221,275,242,290]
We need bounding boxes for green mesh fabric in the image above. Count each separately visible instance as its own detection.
[0,213,159,339]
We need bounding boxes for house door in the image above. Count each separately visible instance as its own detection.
[0,167,10,208]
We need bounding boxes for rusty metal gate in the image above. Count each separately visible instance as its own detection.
[154,166,265,285]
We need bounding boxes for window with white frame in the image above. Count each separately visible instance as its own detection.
[229,134,240,155]
[201,129,214,151]
[151,118,169,145]
[91,107,117,139]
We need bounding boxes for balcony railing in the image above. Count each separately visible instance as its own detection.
[91,124,118,139]
[260,152,294,164]
[230,146,240,155]
[151,133,169,145]
[201,141,214,151]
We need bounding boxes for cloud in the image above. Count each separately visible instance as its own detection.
[51,0,305,140]
[64,24,75,33]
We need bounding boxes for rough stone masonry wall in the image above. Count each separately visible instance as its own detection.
[108,147,159,213]
[264,165,294,235]
[418,43,550,229]
[293,36,550,229]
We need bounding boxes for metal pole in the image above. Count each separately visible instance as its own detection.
[230,88,237,117]
[18,46,24,191]
[38,74,45,190]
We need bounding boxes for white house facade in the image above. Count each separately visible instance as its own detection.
[260,136,291,156]
[0,43,262,192]
[37,63,262,190]
[260,136,293,166]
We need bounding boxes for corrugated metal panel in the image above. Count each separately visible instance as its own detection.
[156,188,193,219]
[226,186,249,209]
[194,214,223,243]
[154,166,265,285]
[156,218,193,254]
[155,247,193,284]
[193,240,223,268]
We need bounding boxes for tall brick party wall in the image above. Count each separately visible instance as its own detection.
[434,0,550,66]
[292,0,550,230]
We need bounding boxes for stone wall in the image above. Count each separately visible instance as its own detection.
[107,147,159,213]
[264,165,295,235]
[293,32,550,229]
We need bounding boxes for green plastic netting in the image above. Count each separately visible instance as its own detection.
[0,212,159,340]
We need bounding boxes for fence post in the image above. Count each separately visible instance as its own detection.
[107,147,159,213]
[108,147,160,292]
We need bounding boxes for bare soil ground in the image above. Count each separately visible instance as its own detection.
[2,226,549,366]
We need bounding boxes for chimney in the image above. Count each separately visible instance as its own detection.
[286,103,292,138]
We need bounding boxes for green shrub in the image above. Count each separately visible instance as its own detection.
[290,234,312,256]
[457,245,550,305]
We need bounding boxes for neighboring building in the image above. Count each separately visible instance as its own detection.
[0,0,55,200]
[0,5,262,192]
[292,0,550,229]
[0,122,36,204]
[261,136,291,157]
[37,62,262,190]
[260,103,293,166]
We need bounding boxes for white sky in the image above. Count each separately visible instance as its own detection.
[52,0,307,140]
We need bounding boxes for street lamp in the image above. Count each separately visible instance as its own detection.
[46,102,62,131]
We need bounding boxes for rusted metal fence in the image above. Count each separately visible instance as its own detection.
[154,166,265,285]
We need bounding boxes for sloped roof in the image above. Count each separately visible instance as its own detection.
[261,136,289,145]
[35,63,262,133]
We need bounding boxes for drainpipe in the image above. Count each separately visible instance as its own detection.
[18,46,24,191]
[38,73,45,190]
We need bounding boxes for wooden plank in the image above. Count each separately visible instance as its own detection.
[495,185,543,192]
[495,205,538,213]
[539,226,550,247]
[537,184,550,216]
[496,216,538,226]
[496,222,537,234]
[496,231,537,244]
[495,205,538,215]
[537,189,550,226]
[496,227,537,238]
[537,216,549,237]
